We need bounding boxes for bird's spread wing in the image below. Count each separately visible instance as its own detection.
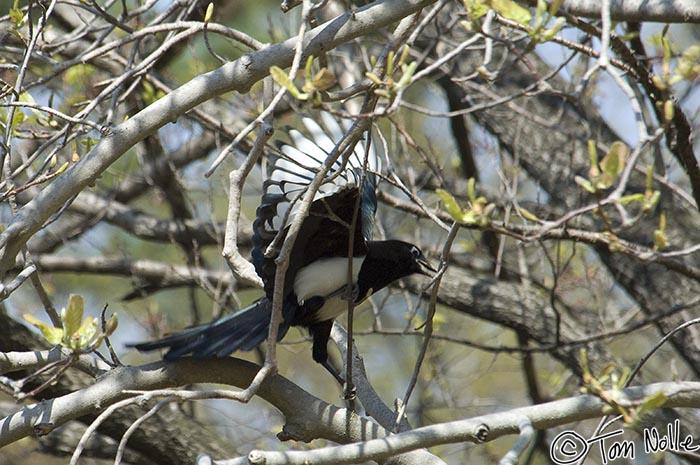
[252,113,380,298]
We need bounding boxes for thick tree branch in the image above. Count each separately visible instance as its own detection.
[404,268,605,374]
[68,192,239,247]
[2,355,700,464]
[31,254,234,286]
[0,346,110,377]
[544,0,700,23]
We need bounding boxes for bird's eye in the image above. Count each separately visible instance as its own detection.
[411,246,420,259]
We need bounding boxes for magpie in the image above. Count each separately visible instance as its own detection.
[131,113,435,380]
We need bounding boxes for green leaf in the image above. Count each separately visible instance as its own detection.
[11,109,25,127]
[76,316,100,350]
[645,164,654,192]
[302,68,336,93]
[535,0,546,22]
[269,66,305,100]
[588,140,600,178]
[463,0,489,20]
[653,212,668,251]
[80,136,97,151]
[671,44,700,83]
[62,294,84,339]
[598,141,629,189]
[436,188,464,220]
[598,363,616,380]
[605,232,623,252]
[646,32,665,50]
[461,211,479,224]
[542,17,566,42]
[396,61,417,88]
[652,75,667,91]
[18,91,45,122]
[458,239,477,252]
[432,312,447,331]
[18,91,34,104]
[104,313,119,336]
[387,50,396,76]
[490,0,531,25]
[640,391,667,411]
[618,193,644,205]
[663,100,674,122]
[616,366,630,389]
[467,177,477,203]
[204,2,214,23]
[55,161,70,175]
[9,5,26,30]
[662,27,672,62]
[579,348,590,378]
[574,175,596,194]
[519,207,539,222]
[436,185,491,225]
[141,80,165,105]
[365,72,383,85]
[399,45,411,67]
[63,64,96,86]
[304,55,314,82]
[548,0,563,16]
[24,314,64,345]
[643,191,660,212]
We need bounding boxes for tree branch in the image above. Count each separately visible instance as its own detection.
[546,0,700,23]
[3,354,699,464]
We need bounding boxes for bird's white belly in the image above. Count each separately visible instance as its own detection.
[293,257,364,321]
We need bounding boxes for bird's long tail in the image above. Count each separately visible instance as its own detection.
[130,298,289,360]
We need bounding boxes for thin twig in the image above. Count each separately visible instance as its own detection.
[0,263,37,302]
[1,0,59,185]
[100,303,121,367]
[222,121,273,288]
[1,101,107,132]
[394,222,459,432]
[28,267,60,328]
[498,417,534,465]
[113,398,170,465]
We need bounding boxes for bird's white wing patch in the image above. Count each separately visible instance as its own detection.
[293,257,364,303]
[263,115,380,235]
[293,256,365,322]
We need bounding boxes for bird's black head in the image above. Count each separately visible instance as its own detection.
[357,240,435,300]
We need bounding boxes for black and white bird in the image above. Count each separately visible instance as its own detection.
[132,113,435,380]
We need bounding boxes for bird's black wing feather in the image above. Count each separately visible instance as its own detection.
[252,113,379,299]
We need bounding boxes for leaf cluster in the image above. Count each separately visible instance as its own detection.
[436,178,495,226]
[462,0,564,44]
[579,349,667,427]
[24,295,118,354]
[365,46,417,99]
[270,56,337,104]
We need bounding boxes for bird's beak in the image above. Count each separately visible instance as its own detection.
[417,257,437,278]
